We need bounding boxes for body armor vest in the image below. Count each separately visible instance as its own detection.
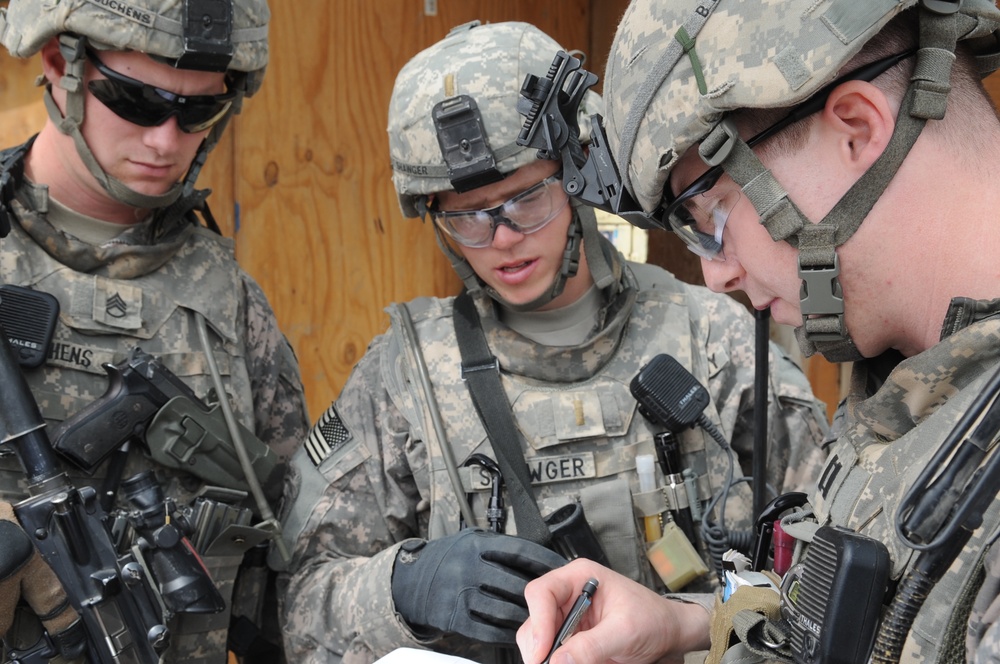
[384,261,755,592]
[810,318,1000,663]
[0,204,255,506]
[0,143,259,664]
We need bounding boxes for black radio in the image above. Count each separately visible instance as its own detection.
[781,525,891,664]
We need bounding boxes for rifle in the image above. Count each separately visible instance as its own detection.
[0,328,224,663]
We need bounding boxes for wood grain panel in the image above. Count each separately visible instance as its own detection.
[0,50,45,145]
[588,0,631,92]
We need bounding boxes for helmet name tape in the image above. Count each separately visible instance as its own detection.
[4,0,268,79]
[390,160,435,177]
[83,0,154,28]
[432,95,504,193]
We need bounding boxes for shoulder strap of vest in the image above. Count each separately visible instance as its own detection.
[453,290,552,546]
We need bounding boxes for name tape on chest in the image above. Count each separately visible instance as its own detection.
[467,452,598,489]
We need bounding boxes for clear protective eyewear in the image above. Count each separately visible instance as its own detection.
[667,187,742,260]
[431,174,568,248]
[661,49,916,261]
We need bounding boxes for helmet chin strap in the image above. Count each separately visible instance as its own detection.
[493,211,581,313]
[696,5,960,362]
[47,34,233,213]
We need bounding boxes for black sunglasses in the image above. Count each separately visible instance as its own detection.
[660,49,918,225]
[85,49,236,134]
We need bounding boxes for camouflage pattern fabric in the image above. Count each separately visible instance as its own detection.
[808,310,1000,663]
[387,20,602,217]
[0,0,269,77]
[711,303,1000,664]
[388,21,559,205]
[278,238,829,664]
[596,1,1000,661]
[0,148,309,664]
[970,529,1000,662]
[600,0,1000,214]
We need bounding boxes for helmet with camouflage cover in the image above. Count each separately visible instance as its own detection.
[0,0,270,209]
[602,0,1000,360]
[0,0,268,88]
[388,20,616,312]
[389,20,603,217]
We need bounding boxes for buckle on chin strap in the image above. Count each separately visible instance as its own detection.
[699,118,739,168]
[798,253,847,342]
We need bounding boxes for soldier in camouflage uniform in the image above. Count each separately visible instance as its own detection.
[0,0,309,662]
[278,20,829,664]
[515,1,1000,663]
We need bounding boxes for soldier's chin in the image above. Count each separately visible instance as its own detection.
[125,179,181,198]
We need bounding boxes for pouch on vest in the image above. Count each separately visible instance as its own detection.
[146,396,281,504]
[706,571,787,664]
[170,531,270,664]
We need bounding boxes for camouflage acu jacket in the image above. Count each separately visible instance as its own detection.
[708,299,1000,664]
[810,302,1000,663]
[279,257,829,664]
[0,152,309,664]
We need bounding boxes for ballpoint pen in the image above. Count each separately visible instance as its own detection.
[541,578,598,664]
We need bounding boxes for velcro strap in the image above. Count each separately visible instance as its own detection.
[795,223,838,268]
[975,51,1000,76]
[743,171,804,244]
[912,79,953,120]
[803,316,844,338]
[910,8,959,120]
[714,134,805,245]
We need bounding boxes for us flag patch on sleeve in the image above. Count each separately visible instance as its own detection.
[305,405,352,466]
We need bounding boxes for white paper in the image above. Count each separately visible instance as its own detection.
[373,647,481,664]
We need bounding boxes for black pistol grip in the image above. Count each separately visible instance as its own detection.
[51,363,164,472]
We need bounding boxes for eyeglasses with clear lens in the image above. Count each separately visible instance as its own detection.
[85,49,235,134]
[667,187,742,261]
[431,174,568,248]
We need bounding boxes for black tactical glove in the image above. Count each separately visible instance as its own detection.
[391,528,566,645]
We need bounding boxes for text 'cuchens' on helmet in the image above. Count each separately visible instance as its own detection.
[603,0,1000,214]
[388,20,577,218]
[0,0,269,93]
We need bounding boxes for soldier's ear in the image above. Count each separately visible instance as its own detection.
[38,37,67,85]
[820,79,895,174]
